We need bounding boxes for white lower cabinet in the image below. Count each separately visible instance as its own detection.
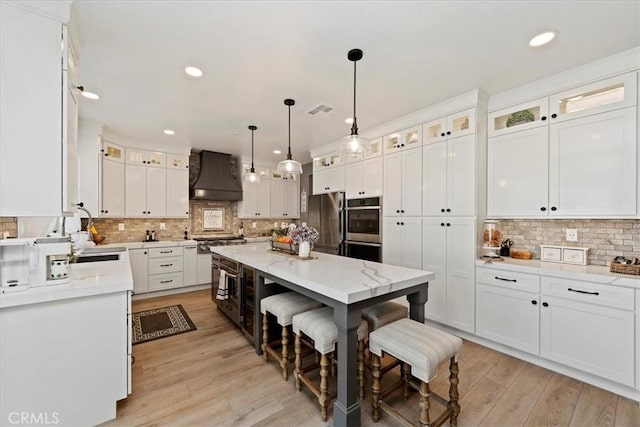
[129,248,148,294]
[476,268,540,355]
[197,252,212,285]
[382,217,422,269]
[422,217,476,333]
[540,276,635,387]
[183,245,197,286]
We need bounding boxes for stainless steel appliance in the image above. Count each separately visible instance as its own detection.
[306,190,345,255]
[344,197,382,262]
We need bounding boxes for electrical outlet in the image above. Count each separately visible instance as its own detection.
[160,223,166,230]
[274,222,278,228]
[566,228,578,242]
[251,222,257,228]
[118,223,125,231]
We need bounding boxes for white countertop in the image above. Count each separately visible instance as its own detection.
[476,258,640,289]
[211,243,435,304]
[91,240,198,250]
[0,251,133,308]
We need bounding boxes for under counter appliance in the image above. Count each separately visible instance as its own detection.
[344,197,382,262]
[306,189,346,255]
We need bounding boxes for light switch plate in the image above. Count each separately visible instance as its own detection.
[118,223,125,231]
[160,223,166,230]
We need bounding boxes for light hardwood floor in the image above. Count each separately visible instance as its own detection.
[102,289,639,427]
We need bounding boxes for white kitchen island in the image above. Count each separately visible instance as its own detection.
[0,252,133,426]
[211,243,435,427]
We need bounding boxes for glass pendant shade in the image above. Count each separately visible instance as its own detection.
[276,98,303,175]
[341,48,371,158]
[245,125,262,183]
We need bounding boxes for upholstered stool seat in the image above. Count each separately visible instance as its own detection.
[292,306,369,422]
[361,301,408,331]
[369,318,463,426]
[260,292,322,381]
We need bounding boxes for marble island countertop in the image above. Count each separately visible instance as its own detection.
[0,250,133,308]
[87,240,198,250]
[211,243,435,304]
[476,257,640,289]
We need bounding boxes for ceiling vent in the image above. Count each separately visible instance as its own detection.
[307,104,334,115]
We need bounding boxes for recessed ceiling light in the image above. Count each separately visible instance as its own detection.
[163,129,175,135]
[81,91,100,100]
[273,149,282,155]
[184,66,203,77]
[529,31,557,47]
[345,117,354,124]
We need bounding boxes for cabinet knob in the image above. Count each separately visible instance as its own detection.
[401,209,405,213]
[551,113,557,119]
[105,210,108,214]
[446,131,451,135]
[550,206,557,211]
[541,116,547,121]
[76,85,84,92]
[396,210,400,213]
[531,300,538,305]
[540,207,547,211]
[400,222,404,226]
[441,208,445,212]
[446,208,451,212]
[440,132,445,137]
[185,212,189,215]
[542,302,549,307]
[401,143,405,147]
[446,223,451,227]
[144,251,147,255]
[104,153,109,157]
[396,222,400,225]
[100,210,104,213]
[440,223,445,226]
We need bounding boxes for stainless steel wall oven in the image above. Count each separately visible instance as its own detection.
[344,197,382,262]
[212,253,240,326]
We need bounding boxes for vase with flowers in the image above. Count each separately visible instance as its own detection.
[289,225,319,257]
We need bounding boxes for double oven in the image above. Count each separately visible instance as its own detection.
[344,197,382,262]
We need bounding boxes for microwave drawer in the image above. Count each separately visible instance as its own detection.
[148,272,183,291]
[149,256,183,274]
[148,247,184,258]
[476,267,540,293]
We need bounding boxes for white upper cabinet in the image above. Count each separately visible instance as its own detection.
[62,32,79,214]
[382,126,422,154]
[345,137,383,163]
[167,154,189,170]
[548,107,637,216]
[166,168,189,217]
[487,71,638,218]
[125,163,166,217]
[269,178,299,218]
[313,166,345,195]
[0,3,71,216]
[423,134,476,217]
[383,147,422,216]
[101,143,125,217]
[126,149,166,168]
[423,108,476,145]
[345,156,383,199]
[238,166,271,218]
[488,127,549,217]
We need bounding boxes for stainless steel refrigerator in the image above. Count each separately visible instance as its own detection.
[306,177,345,255]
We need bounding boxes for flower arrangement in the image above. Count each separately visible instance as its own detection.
[289,225,320,244]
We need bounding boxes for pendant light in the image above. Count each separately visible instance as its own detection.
[244,125,261,184]
[276,98,303,175]
[341,48,371,157]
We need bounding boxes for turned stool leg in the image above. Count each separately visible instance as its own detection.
[262,313,269,362]
[371,353,381,422]
[358,339,365,400]
[419,381,431,427]
[294,334,302,391]
[281,325,289,381]
[402,362,411,400]
[320,353,330,422]
[449,357,460,427]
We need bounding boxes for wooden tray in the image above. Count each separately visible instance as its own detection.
[610,261,640,276]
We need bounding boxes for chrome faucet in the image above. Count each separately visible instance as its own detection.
[76,202,93,241]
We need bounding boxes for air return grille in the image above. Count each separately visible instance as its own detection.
[307,104,334,115]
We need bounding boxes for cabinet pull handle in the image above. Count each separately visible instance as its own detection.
[540,207,547,211]
[160,263,173,267]
[568,288,599,296]
[531,300,537,305]
[160,280,173,284]
[160,250,172,254]
[495,276,517,282]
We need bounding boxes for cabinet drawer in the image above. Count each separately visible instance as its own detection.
[148,247,184,258]
[148,272,183,291]
[149,256,183,274]
[476,267,540,293]
[541,277,634,311]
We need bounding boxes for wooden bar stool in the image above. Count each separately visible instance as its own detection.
[369,318,463,427]
[292,306,369,422]
[260,292,322,381]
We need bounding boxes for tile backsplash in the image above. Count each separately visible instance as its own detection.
[0,217,17,238]
[91,200,291,244]
[500,219,640,266]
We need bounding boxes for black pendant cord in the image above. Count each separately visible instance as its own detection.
[249,125,257,173]
[287,103,293,160]
[351,59,358,136]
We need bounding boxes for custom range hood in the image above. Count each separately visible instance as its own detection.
[190,151,243,201]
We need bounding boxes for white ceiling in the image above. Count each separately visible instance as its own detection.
[71,0,639,165]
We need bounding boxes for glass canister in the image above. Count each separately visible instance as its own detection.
[483,220,502,248]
